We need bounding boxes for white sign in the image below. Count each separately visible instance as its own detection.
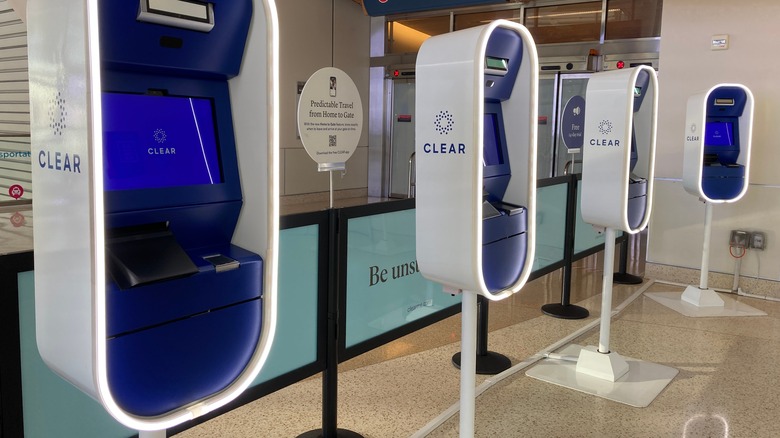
[297,67,363,170]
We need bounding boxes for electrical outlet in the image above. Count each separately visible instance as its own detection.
[750,231,766,250]
[730,230,749,247]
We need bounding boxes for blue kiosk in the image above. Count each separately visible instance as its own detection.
[29,0,279,433]
[680,84,754,308]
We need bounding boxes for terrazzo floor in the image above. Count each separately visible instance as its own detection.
[175,241,780,437]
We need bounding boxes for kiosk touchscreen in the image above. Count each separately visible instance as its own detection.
[29,0,279,431]
[416,20,538,437]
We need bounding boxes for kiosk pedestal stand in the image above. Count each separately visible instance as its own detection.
[452,295,512,375]
[416,20,538,437]
[527,66,678,407]
[646,84,764,318]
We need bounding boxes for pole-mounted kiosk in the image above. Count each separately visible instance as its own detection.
[681,84,754,307]
[416,20,537,437]
[29,0,279,433]
[577,66,656,381]
[528,67,676,406]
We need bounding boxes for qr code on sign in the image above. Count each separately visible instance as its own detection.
[329,135,337,147]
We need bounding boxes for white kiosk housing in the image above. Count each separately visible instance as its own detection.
[579,66,657,381]
[29,0,279,432]
[416,20,537,436]
[681,84,754,307]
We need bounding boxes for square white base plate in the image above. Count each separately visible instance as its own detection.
[526,344,678,407]
[645,291,766,318]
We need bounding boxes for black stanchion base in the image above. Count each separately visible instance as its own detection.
[297,429,365,438]
[613,272,643,285]
[541,303,590,320]
[452,351,512,375]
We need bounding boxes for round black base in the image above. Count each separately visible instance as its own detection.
[297,429,365,438]
[452,351,512,375]
[613,272,643,285]
[541,303,590,320]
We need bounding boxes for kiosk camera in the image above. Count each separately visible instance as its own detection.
[416,20,537,436]
[681,84,754,307]
[29,0,279,431]
[579,66,657,381]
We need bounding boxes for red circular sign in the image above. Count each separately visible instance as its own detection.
[8,184,23,199]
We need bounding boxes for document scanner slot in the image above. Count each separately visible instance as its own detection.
[107,222,198,290]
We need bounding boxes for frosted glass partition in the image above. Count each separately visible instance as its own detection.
[533,179,567,271]
[344,205,462,352]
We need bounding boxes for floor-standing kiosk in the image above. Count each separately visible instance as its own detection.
[416,20,537,437]
[28,0,279,434]
[576,66,657,382]
[528,67,677,408]
[681,84,754,307]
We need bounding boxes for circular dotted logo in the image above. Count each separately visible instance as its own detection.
[598,119,613,136]
[48,91,67,136]
[434,110,454,135]
[690,123,697,133]
[153,128,167,144]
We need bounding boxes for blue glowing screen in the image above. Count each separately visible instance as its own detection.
[705,121,734,146]
[102,93,222,191]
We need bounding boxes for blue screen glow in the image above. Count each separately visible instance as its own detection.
[102,93,222,191]
[705,121,734,147]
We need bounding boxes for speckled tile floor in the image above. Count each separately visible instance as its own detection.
[175,236,780,437]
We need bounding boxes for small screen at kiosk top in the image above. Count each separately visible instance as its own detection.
[705,121,734,146]
[483,113,504,166]
[102,92,223,191]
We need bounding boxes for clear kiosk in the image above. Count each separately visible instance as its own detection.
[528,67,677,407]
[646,84,764,318]
[29,0,279,433]
[681,84,754,307]
[416,20,537,436]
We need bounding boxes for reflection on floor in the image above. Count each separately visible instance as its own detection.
[177,238,780,437]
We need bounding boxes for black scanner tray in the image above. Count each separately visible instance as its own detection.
[107,223,198,290]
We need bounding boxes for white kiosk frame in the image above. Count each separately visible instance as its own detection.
[28,0,279,432]
[416,20,537,437]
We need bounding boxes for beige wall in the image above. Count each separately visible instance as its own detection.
[277,0,371,196]
[648,0,780,280]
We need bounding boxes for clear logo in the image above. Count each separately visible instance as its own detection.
[434,110,454,135]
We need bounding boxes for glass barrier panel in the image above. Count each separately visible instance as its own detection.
[252,224,320,385]
[534,181,567,271]
[345,208,461,349]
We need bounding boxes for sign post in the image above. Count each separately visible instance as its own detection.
[297,67,363,207]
